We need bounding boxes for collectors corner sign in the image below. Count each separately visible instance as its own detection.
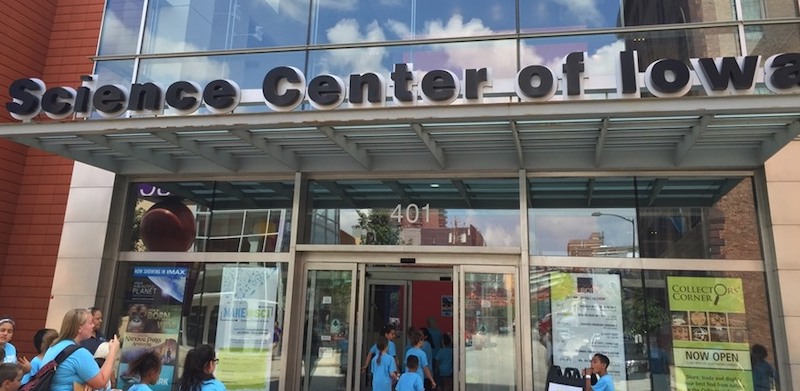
[5,50,800,121]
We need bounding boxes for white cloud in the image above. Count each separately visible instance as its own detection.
[587,39,626,76]
[549,0,604,27]
[322,19,390,75]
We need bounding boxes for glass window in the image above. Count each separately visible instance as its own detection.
[528,177,762,259]
[123,181,294,253]
[465,271,516,390]
[741,0,799,19]
[311,0,516,45]
[301,269,354,389]
[308,39,520,84]
[531,267,777,391]
[521,27,739,76]
[520,0,621,31]
[98,0,145,55]
[136,52,305,115]
[621,0,734,26]
[306,178,521,247]
[109,262,288,391]
[95,60,135,86]
[745,24,800,56]
[142,0,310,54]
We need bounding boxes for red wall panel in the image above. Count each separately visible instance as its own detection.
[0,0,104,359]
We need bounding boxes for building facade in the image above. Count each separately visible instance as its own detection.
[2,0,800,390]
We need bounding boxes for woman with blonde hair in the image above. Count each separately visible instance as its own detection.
[41,309,119,391]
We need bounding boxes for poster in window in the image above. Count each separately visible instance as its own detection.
[441,295,453,317]
[118,266,187,391]
[667,276,753,391]
[550,272,625,391]
[215,266,280,391]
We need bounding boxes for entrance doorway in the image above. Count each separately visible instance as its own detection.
[358,266,455,390]
[298,261,519,391]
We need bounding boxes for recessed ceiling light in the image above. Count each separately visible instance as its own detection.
[430,183,440,188]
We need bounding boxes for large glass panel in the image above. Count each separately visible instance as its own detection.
[741,0,799,19]
[519,0,621,31]
[635,177,761,260]
[529,177,637,257]
[621,0,734,27]
[464,271,516,390]
[311,0,516,45]
[109,262,289,391]
[528,177,762,259]
[137,51,305,114]
[307,39,520,85]
[142,0,310,54]
[520,28,739,76]
[98,0,145,55]
[745,24,800,56]
[306,178,520,247]
[302,269,354,390]
[94,60,135,87]
[531,267,778,391]
[123,181,294,252]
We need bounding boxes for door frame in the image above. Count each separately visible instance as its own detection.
[299,262,359,391]
[458,264,521,391]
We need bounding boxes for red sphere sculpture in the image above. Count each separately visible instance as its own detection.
[139,197,196,251]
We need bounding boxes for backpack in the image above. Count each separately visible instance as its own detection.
[20,344,82,391]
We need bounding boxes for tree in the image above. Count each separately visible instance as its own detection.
[357,209,403,245]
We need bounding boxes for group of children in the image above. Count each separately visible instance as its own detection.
[363,323,453,391]
[0,316,224,391]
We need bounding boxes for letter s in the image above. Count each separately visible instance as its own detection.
[6,78,46,120]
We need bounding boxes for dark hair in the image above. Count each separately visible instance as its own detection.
[88,307,101,315]
[752,344,768,360]
[177,345,216,391]
[376,338,387,365]
[33,328,58,354]
[420,328,433,345]
[409,330,424,346]
[0,363,20,384]
[381,324,396,336]
[442,333,452,347]
[406,355,419,370]
[594,353,610,368]
[126,350,162,382]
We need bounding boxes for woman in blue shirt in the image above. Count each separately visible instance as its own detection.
[176,345,226,391]
[42,309,120,391]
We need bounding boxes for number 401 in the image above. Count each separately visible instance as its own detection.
[391,203,430,223]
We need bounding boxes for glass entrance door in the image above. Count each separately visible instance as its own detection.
[459,266,519,391]
[301,264,358,391]
[356,265,457,391]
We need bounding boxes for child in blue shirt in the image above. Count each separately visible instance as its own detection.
[404,330,436,390]
[124,350,162,391]
[434,334,453,391]
[395,356,423,391]
[370,339,398,391]
[20,328,58,385]
[0,363,22,391]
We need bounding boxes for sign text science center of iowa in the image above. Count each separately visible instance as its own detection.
[6,51,800,121]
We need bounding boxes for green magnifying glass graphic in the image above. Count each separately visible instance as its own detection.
[713,284,727,305]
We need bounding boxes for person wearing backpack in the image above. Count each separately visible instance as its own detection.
[40,309,119,391]
[20,329,58,385]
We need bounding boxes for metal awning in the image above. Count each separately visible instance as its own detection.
[2,94,798,176]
